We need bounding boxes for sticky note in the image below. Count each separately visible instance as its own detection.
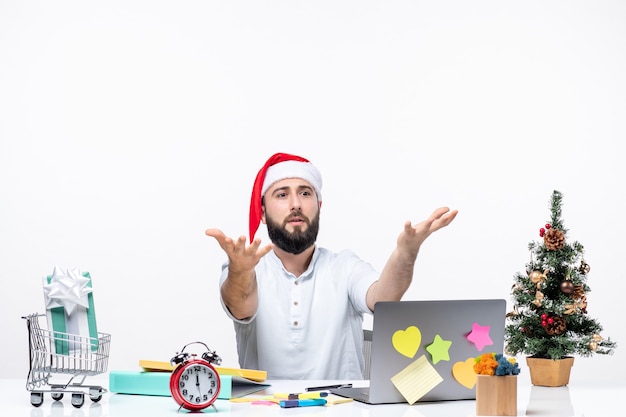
[466,322,493,351]
[392,326,422,358]
[452,357,477,389]
[324,394,354,405]
[425,334,452,364]
[390,355,443,405]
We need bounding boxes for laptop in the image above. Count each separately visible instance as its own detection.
[331,299,506,404]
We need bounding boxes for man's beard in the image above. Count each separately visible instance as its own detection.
[266,210,320,255]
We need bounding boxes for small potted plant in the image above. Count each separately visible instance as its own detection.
[474,353,521,416]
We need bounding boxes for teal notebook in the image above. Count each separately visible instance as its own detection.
[109,371,270,399]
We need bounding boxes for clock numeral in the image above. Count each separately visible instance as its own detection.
[182,389,188,396]
[179,381,186,388]
[203,394,208,401]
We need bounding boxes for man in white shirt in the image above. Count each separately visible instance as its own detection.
[206,152,457,379]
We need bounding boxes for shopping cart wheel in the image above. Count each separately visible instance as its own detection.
[51,392,64,401]
[71,392,85,408]
[89,387,103,402]
[30,391,44,407]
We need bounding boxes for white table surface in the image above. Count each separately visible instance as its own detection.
[2,375,624,417]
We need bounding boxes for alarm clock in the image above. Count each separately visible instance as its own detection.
[169,341,222,411]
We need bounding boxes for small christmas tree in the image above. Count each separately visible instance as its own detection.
[505,190,616,360]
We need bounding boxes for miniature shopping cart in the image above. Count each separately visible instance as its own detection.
[22,313,111,408]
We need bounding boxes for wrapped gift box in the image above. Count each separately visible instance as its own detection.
[42,267,99,354]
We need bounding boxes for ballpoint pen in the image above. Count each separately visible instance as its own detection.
[305,383,352,391]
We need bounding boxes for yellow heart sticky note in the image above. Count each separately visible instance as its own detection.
[452,357,477,389]
[392,326,422,358]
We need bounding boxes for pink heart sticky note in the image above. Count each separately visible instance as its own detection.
[392,326,422,358]
[452,357,477,389]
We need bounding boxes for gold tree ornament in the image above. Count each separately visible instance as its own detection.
[564,297,587,314]
[544,228,565,250]
[531,290,544,307]
[529,270,547,288]
[579,260,591,274]
[563,304,576,315]
[589,334,603,351]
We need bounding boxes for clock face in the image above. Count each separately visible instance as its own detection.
[171,360,220,410]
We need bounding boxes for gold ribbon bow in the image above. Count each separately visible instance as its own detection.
[564,295,587,314]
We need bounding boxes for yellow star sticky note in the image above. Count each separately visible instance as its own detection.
[425,334,452,364]
[390,355,444,405]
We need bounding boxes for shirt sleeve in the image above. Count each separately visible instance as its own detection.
[339,250,380,315]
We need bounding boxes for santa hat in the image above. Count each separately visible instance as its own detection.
[249,152,322,242]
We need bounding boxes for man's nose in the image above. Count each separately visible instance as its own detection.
[290,195,302,210]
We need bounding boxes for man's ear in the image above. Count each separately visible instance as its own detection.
[261,207,266,225]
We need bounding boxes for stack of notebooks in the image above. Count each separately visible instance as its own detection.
[109,360,270,399]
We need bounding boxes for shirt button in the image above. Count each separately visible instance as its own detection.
[294,281,299,285]
[293,301,299,306]
[293,321,299,326]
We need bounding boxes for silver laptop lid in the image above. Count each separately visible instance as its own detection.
[368,299,506,404]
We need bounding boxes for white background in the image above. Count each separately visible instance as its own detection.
[1,0,624,385]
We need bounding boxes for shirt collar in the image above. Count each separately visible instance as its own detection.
[269,246,320,280]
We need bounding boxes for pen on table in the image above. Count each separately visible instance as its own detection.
[274,391,329,399]
[279,398,327,408]
[305,383,352,391]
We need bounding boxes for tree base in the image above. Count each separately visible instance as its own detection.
[526,356,574,387]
